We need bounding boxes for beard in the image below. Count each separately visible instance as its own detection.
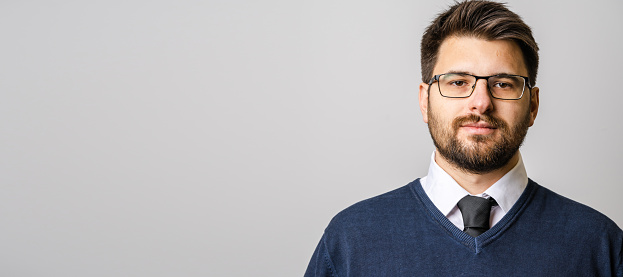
[427,108,531,174]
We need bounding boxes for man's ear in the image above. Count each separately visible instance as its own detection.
[528,86,539,127]
[419,83,430,123]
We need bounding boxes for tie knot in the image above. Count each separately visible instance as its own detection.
[457,195,497,237]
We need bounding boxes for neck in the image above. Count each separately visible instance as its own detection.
[434,150,520,195]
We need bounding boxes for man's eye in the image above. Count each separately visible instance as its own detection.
[449,81,467,86]
[493,82,512,89]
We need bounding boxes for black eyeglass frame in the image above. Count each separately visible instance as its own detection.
[427,73,532,100]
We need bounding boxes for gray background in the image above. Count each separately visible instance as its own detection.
[1,0,621,276]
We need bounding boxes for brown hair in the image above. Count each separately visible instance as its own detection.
[421,0,539,87]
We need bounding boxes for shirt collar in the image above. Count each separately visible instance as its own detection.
[421,151,528,216]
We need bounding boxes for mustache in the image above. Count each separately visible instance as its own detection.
[452,114,507,130]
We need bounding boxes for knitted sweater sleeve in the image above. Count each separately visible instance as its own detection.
[618,234,623,277]
[304,233,338,277]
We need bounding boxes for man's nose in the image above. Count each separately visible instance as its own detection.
[468,79,493,114]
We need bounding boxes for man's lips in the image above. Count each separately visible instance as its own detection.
[461,121,497,129]
[460,121,497,135]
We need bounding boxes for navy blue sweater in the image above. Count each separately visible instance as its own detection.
[305,179,623,276]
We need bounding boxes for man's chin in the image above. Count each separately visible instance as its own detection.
[459,142,505,159]
[458,135,499,148]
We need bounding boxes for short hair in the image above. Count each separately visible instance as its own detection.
[421,0,539,87]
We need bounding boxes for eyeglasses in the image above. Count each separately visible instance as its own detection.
[428,73,532,100]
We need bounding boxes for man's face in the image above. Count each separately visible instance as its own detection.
[419,36,539,174]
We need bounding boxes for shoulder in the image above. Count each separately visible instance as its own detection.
[324,179,424,235]
[529,179,622,235]
[527,180,622,273]
[330,182,417,220]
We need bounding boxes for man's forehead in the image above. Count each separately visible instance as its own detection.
[433,36,528,76]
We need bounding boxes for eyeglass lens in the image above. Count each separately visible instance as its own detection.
[437,73,525,99]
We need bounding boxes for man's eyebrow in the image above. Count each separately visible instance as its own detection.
[444,70,473,75]
[443,70,520,76]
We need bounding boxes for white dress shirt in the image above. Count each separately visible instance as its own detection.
[420,151,528,230]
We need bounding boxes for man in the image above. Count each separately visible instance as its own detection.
[305,1,623,276]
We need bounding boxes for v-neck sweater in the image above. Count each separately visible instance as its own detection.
[305,179,623,277]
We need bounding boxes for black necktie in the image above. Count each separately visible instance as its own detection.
[457,195,497,237]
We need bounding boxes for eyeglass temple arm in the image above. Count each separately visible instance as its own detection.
[427,75,440,85]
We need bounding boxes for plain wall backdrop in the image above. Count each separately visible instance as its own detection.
[1,0,621,276]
